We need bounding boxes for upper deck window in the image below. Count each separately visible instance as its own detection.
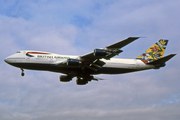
[16,51,21,53]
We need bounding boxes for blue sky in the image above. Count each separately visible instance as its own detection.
[0,0,180,120]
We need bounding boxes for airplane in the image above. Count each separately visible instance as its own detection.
[4,37,176,85]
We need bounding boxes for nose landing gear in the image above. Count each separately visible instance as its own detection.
[20,68,25,76]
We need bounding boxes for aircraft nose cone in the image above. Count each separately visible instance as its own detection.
[4,54,16,64]
[4,57,10,63]
[4,58,8,63]
[4,56,14,64]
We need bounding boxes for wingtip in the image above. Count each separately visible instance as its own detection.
[171,54,177,56]
[129,37,140,38]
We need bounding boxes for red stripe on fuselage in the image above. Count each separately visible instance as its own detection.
[26,52,50,54]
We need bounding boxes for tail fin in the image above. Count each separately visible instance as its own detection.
[137,39,168,63]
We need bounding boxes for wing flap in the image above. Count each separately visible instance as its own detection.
[104,49,123,60]
[87,59,106,71]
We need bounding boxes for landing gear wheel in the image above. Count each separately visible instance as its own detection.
[76,77,88,85]
[21,73,25,76]
[20,68,25,77]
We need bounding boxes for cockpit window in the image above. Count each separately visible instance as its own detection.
[16,51,21,53]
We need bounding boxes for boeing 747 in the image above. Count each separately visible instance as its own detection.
[4,37,176,85]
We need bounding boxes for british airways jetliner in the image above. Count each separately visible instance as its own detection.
[4,37,176,85]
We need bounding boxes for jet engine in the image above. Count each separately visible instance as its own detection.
[67,58,81,66]
[60,75,72,82]
[93,49,108,57]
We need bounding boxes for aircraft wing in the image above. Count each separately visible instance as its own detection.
[56,37,139,71]
[78,37,140,71]
[80,37,139,60]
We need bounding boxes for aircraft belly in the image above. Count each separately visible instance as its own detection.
[94,67,138,74]
[8,63,81,74]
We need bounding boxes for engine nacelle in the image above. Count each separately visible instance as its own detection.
[67,58,81,66]
[93,49,108,57]
[60,75,72,82]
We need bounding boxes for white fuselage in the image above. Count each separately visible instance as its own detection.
[4,50,155,75]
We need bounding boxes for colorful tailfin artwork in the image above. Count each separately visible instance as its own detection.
[137,39,168,63]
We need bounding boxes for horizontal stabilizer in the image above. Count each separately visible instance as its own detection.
[147,54,176,65]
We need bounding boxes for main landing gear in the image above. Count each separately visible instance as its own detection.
[20,68,25,76]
